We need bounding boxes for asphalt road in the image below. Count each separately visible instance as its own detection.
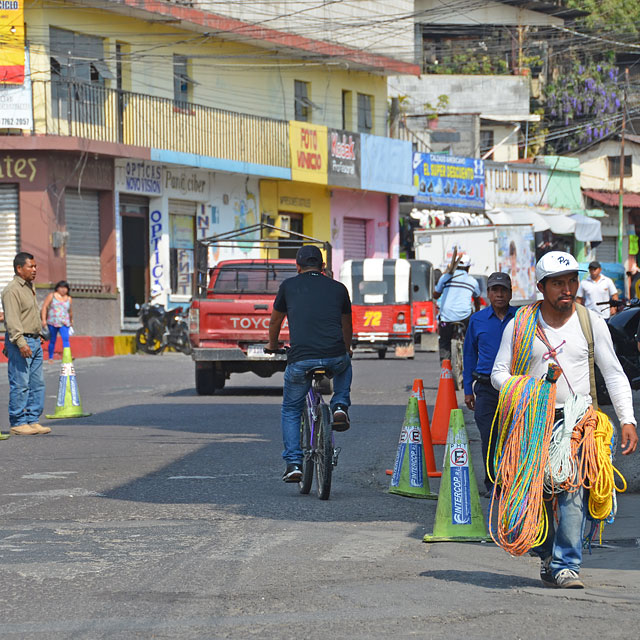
[0,352,639,639]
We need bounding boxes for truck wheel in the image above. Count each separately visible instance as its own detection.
[195,366,216,395]
[377,349,387,359]
[213,370,226,390]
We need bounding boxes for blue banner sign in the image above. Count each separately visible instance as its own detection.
[413,153,485,210]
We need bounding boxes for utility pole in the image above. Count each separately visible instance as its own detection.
[618,68,629,264]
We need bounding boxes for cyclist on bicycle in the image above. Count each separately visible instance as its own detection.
[267,245,353,483]
[433,253,480,362]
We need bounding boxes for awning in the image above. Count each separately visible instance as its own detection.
[485,206,601,241]
[583,190,640,208]
[485,207,550,232]
[569,213,602,242]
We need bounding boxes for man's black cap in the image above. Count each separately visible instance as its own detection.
[589,260,601,270]
[487,272,512,289]
[296,245,323,267]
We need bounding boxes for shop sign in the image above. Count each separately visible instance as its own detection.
[0,155,36,181]
[0,0,25,84]
[485,162,549,207]
[164,168,209,199]
[413,153,485,210]
[0,45,31,128]
[289,121,328,185]
[327,129,360,188]
[361,136,413,195]
[115,160,162,195]
[149,208,168,297]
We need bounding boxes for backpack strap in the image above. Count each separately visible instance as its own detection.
[575,303,598,411]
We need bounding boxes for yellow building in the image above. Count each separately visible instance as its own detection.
[0,1,418,332]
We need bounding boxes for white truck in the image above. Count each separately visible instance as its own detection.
[413,224,537,305]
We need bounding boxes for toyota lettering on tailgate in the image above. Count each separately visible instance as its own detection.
[229,317,289,329]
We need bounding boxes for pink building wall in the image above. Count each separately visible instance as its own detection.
[330,189,399,276]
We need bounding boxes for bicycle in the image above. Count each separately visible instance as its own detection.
[265,348,341,500]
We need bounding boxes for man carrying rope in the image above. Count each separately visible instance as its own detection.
[491,251,637,589]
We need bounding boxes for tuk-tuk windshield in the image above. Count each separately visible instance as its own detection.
[344,259,411,305]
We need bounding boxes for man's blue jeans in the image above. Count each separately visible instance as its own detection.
[281,353,352,464]
[533,488,586,575]
[6,334,45,427]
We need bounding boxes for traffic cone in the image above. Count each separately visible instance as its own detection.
[389,396,437,499]
[412,379,441,477]
[46,347,91,419]
[430,359,458,445]
[423,409,489,542]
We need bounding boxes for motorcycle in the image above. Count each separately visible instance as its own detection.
[135,302,193,355]
[595,298,640,405]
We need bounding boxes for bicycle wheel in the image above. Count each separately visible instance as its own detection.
[451,337,464,391]
[299,407,314,494]
[314,404,333,500]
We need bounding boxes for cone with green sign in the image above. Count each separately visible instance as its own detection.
[423,408,489,542]
[389,396,437,499]
[46,347,91,419]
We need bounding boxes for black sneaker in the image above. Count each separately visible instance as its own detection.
[282,463,303,483]
[332,405,350,432]
[540,556,555,588]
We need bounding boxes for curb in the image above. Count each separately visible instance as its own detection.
[0,335,137,363]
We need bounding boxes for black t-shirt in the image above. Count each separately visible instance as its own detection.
[273,271,352,363]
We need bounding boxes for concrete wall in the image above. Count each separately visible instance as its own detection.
[199,0,416,64]
[389,74,531,118]
[414,0,563,26]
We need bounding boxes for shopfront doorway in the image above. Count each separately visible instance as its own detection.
[120,196,149,318]
[278,212,304,259]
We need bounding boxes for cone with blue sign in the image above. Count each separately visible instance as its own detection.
[46,347,91,419]
[389,396,437,499]
[423,409,489,541]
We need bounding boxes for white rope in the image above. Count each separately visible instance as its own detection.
[543,394,588,494]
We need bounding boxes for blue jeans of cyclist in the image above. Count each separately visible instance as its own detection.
[533,488,586,575]
[281,353,352,464]
[6,334,45,427]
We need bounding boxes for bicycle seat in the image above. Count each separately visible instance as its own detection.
[305,366,327,378]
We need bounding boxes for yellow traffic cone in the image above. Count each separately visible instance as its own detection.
[423,409,489,542]
[46,347,91,419]
[389,396,437,499]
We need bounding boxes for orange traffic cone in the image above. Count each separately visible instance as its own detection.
[411,379,441,477]
[430,359,458,445]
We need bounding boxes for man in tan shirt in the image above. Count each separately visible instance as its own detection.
[2,252,50,435]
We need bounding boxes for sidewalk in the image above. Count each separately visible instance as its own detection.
[0,334,136,363]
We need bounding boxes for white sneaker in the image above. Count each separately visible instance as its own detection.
[553,568,584,589]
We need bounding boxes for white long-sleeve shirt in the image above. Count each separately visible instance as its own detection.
[491,308,636,426]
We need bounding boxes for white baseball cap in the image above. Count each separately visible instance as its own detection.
[535,251,580,282]
[458,254,472,268]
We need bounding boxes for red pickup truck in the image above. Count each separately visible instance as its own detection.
[189,259,298,394]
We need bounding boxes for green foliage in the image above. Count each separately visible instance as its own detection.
[566,0,640,35]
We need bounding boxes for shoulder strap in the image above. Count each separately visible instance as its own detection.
[575,303,598,411]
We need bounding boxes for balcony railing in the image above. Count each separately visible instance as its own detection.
[31,79,290,168]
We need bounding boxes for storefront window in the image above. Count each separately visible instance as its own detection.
[170,214,195,297]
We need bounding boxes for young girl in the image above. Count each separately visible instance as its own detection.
[41,281,73,360]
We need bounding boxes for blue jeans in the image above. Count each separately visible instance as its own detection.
[533,489,586,575]
[281,353,352,464]
[48,324,70,359]
[473,380,499,491]
[6,334,45,427]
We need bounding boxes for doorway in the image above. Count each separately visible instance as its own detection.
[120,196,149,317]
[278,212,304,259]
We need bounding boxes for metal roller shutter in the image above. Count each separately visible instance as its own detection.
[66,190,101,285]
[0,184,19,293]
[596,237,617,263]
[168,199,197,217]
[343,217,367,260]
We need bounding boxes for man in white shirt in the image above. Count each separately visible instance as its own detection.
[576,260,618,319]
[491,251,637,590]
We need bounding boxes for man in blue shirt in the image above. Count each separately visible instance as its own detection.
[462,271,515,495]
[434,254,480,362]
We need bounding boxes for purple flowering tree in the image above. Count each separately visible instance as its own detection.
[544,56,622,153]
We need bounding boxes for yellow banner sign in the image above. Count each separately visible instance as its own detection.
[0,0,25,84]
[289,121,328,185]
